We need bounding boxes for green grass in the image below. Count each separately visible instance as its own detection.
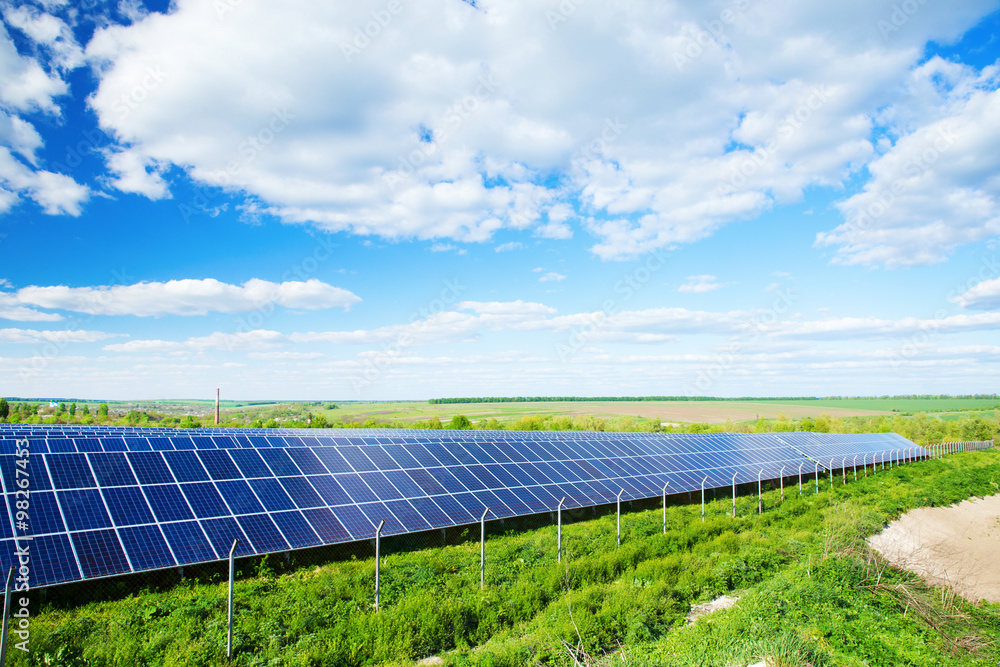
[14,449,1000,667]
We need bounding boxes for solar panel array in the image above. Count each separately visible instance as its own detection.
[0,425,922,587]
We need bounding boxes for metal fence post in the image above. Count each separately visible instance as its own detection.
[863,453,868,477]
[829,459,834,488]
[557,497,565,563]
[853,455,858,480]
[798,463,804,496]
[616,489,624,546]
[780,466,785,501]
[375,520,385,612]
[814,462,819,494]
[480,507,489,589]
[662,483,669,534]
[0,567,14,667]
[227,538,238,659]
[842,457,847,484]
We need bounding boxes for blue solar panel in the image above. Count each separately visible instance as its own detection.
[0,424,937,587]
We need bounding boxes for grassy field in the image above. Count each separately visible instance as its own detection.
[318,399,890,425]
[318,397,1000,426]
[17,449,1000,667]
[10,396,997,425]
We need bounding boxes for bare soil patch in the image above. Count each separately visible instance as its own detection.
[869,494,1000,603]
[686,594,740,623]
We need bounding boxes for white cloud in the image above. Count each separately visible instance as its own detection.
[104,329,286,352]
[77,0,1000,259]
[0,328,123,344]
[951,276,1000,310]
[103,147,170,199]
[818,68,1000,267]
[428,242,467,254]
[0,290,62,321]
[2,5,84,70]
[0,22,66,113]
[678,274,731,294]
[494,241,524,252]
[538,271,566,283]
[13,278,361,316]
[247,351,324,360]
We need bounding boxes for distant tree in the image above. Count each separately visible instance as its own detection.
[311,414,330,428]
[98,403,109,418]
[447,415,472,429]
[78,404,89,416]
[264,419,279,428]
[428,416,443,429]
[69,402,77,416]
[58,402,67,413]
[0,398,8,419]
[325,403,338,410]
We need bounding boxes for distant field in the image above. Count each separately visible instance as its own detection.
[749,397,1000,413]
[20,396,996,425]
[325,400,893,425]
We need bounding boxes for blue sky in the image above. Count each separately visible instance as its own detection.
[1,0,1000,400]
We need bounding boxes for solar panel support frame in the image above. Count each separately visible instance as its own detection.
[701,476,708,522]
[757,470,762,514]
[780,466,785,501]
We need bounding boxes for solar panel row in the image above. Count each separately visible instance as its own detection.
[0,426,922,588]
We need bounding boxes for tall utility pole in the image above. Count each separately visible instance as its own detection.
[215,388,220,425]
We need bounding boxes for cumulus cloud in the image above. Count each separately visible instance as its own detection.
[104,329,286,352]
[75,0,1000,259]
[494,241,524,252]
[818,65,1000,267]
[538,271,566,283]
[678,275,731,294]
[951,276,1000,310]
[12,278,361,316]
[0,17,90,217]
[0,328,123,344]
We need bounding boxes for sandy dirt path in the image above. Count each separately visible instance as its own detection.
[869,494,1000,603]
